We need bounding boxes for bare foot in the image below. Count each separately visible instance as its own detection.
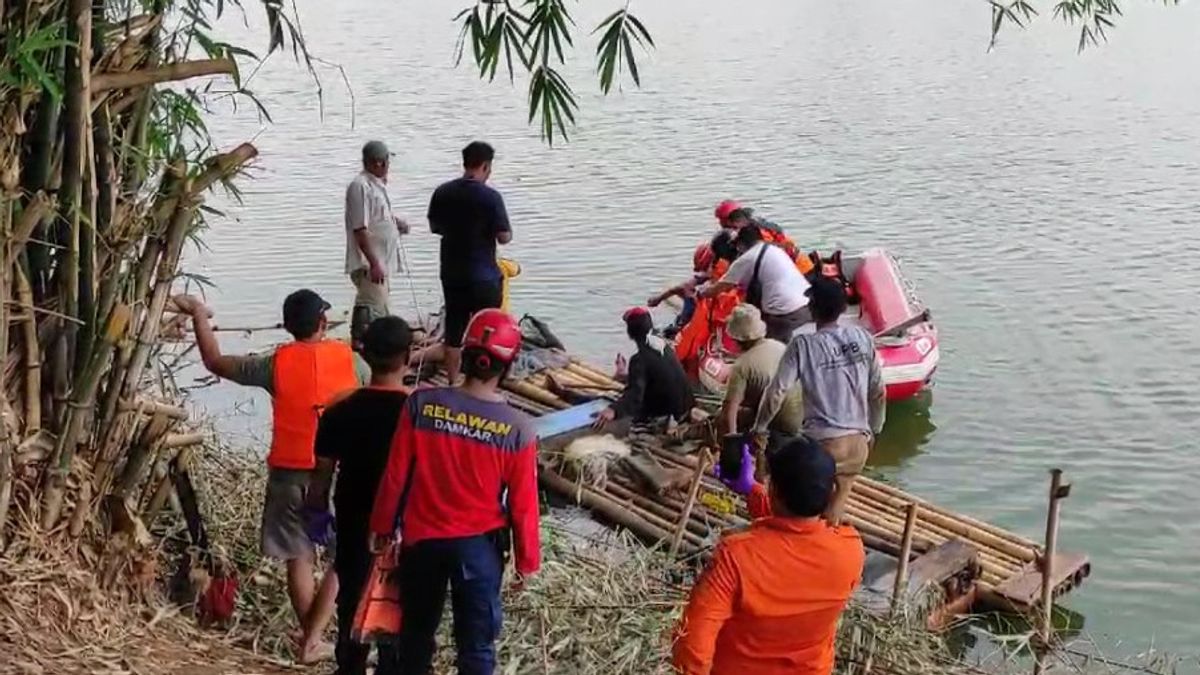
[296,635,334,665]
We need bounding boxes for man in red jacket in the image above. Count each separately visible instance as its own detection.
[370,308,540,675]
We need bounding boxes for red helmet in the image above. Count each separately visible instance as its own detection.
[714,199,742,223]
[692,242,715,272]
[463,309,522,363]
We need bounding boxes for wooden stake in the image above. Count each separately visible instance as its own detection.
[1039,468,1069,646]
[891,502,919,614]
[669,449,712,559]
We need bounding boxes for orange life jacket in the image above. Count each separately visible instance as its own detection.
[268,340,358,470]
[759,229,814,275]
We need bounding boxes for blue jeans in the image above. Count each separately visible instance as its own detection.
[397,533,504,675]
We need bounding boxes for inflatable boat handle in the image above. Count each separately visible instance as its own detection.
[873,309,932,340]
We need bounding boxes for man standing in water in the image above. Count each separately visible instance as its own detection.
[751,277,886,525]
[345,140,410,350]
[428,141,512,383]
[175,290,368,661]
[370,309,539,674]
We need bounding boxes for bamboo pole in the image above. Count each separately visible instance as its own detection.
[891,503,919,614]
[853,480,1037,563]
[1039,469,1069,646]
[540,466,692,553]
[605,482,708,540]
[91,57,236,91]
[858,476,1040,550]
[161,431,205,449]
[503,378,570,410]
[670,449,712,558]
[5,192,52,270]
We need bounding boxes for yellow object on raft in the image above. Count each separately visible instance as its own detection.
[499,257,521,313]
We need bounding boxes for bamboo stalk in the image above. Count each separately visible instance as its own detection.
[91,57,236,91]
[14,262,40,433]
[1040,469,1069,646]
[540,465,693,554]
[5,192,52,270]
[76,103,98,375]
[610,474,741,528]
[859,476,1040,549]
[41,303,132,528]
[853,480,1036,563]
[670,449,712,558]
[119,398,187,420]
[563,362,620,387]
[503,378,570,410]
[891,503,919,613]
[161,431,205,449]
[605,482,709,540]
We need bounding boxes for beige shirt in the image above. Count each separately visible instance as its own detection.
[344,171,402,275]
[727,339,804,435]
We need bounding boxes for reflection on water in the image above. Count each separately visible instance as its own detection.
[192,0,1200,654]
[871,391,937,470]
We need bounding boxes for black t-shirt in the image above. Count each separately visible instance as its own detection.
[613,337,695,421]
[427,177,510,285]
[314,388,409,537]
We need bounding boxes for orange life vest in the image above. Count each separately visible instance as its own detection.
[268,340,358,470]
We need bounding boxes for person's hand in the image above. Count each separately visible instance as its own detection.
[508,572,528,594]
[750,432,770,482]
[170,294,212,318]
[647,295,662,308]
[369,260,386,284]
[302,506,335,546]
[713,444,757,496]
[368,533,389,555]
[592,407,616,430]
[394,216,410,235]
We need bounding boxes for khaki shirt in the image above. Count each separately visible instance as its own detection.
[226,351,371,396]
[728,339,804,435]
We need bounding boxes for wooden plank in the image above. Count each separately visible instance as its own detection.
[867,539,978,599]
[992,552,1092,609]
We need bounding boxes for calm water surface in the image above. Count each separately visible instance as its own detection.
[191,0,1200,654]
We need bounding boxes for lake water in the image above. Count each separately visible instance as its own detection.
[191,0,1200,656]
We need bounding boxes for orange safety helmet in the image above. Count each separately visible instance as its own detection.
[693,242,715,272]
[463,308,522,364]
[714,200,742,224]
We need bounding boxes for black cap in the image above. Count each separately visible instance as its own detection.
[282,289,330,339]
[805,276,848,319]
[767,435,837,517]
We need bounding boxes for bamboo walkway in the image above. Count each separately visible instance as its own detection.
[428,355,1090,614]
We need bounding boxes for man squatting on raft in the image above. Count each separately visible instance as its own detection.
[751,277,887,525]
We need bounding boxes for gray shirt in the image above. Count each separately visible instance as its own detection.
[752,325,886,439]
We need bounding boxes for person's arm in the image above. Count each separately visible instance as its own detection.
[699,254,749,299]
[610,353,647,418]
[306,405,343,512]
[746,482,772,518]
[427,187,444,236]
[720,365,747,436]
[698,279,737,299]
[370,401,417,537]
[175,296,243,381]
[751,340,803,435]
[671,544,739,674]
[492,190,512,245]
[867,340,886,435]
[506,438,541,577]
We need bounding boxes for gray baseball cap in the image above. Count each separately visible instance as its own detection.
[362,140,393,162]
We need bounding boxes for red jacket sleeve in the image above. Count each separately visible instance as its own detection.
[747,482,772,519]
[370,402,416,536]
[507,439,541,576]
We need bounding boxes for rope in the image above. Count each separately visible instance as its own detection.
[398,239,433,379]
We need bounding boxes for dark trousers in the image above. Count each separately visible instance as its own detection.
[763,305,812,343]
[396,534,504,675]
[335,529,398,675]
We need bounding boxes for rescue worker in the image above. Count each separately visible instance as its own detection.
[721,304,804,449]
[701,225,812,343]
[726,208,814,275]
[648,241,716,335]
[175,290,368,661]
[672,436,865,675]
[305,316,414,674]
[751,277,887,525]
[713,199,742,228]
[370,309,540,675]
[673,230,741,377]
[345,140,410,350]
[593,308,694,430]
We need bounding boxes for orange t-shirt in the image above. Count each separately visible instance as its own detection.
[672,485,864,675]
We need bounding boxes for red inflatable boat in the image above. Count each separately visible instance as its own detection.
[696,248,938,401]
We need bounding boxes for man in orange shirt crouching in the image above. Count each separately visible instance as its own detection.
[672,437,864,675]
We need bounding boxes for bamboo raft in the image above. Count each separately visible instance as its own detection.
[475,355,1091,617]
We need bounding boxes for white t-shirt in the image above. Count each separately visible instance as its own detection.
[344,171,402,275]
[721,242,810,315]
